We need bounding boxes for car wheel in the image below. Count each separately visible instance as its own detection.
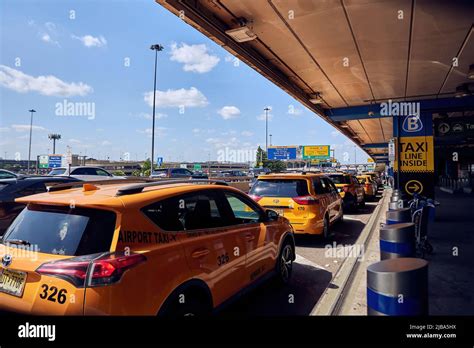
[276,242,294,285]
[338,206,344,223]
[323,215,331,239]
[159,291,211,318]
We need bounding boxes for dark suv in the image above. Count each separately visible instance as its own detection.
[0,176,80,235]
[150,168,208,179]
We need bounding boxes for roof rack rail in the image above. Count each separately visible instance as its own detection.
[48,178,155,192]
[116,179,228,196]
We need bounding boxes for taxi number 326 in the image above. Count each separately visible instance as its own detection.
[217,252,230,266]
[39,284,67,304]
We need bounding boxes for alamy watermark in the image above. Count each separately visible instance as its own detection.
[380,99,420,117]
[55,99,95,120]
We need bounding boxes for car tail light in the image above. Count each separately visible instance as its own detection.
[292,195,319,205]
[365,183,371,188]
[36,253,146,288]
[342,185,350,192]
[249,194,262,202]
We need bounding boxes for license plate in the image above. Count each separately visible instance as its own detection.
[0,268,27,298]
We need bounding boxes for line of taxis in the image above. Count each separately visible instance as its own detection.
[0,171,379,316]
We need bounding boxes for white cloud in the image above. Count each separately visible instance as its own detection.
[11,124,46,132]
[137,127,167,138]
[144,87,208,108]
[101,140,112,146]
[68,139,82,144]
[0,65,93,97]
[331,130,341,137]
[287,106,303,116]
[131,112,167,120]
[72,34,107,48]
[170,42,220,73]
[40,33,59,46]
[217,106,240,120]
[241,130,253,137]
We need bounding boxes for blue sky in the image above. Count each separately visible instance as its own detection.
[0,0,368,164]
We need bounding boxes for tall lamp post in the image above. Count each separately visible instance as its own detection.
[48,133,61,154]
[269,134,273,146]
[27,109,36,173]
[264,107,270,153]
[150,44,164,176]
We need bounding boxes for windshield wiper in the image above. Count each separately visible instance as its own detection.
[5,239,31,246]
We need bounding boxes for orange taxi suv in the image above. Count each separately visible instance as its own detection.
[248,173,343,238]
[0,180,295,316]
[327,173,365,211]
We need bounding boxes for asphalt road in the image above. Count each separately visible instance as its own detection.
[220,192,382,316]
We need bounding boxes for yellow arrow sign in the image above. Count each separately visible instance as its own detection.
[405,180,423,195]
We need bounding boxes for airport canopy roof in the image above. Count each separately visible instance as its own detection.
[157,0,474,161]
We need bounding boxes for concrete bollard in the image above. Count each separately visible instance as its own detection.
[367,258,428,316]
[389,201,402,210]
[380,222,415,259]
[386,207,412,224]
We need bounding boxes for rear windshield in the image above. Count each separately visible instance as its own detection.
[48,168,66,175]
[249,179,309,197]
[328,175,351,185]
[1,204,116,256]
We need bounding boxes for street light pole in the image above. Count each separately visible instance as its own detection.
[48,133,61,154]
[150,44,164,176]
[27,109,36,173]
[264,107,270,153]
[269,134,272,146]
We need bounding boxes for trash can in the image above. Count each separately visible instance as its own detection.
[367,258,428,316]
[380,222,415,259]
[386,207,412,224]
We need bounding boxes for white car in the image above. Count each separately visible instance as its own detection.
[48,166,126,181]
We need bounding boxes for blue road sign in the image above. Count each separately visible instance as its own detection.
[48,155,62,168]
[157,157,163,167]
[268,147,297,160]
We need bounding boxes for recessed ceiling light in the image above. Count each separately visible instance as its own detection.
[225,26,257,42]
[309,92,323,104]
[455,84,470,98]
[468,64,474,80]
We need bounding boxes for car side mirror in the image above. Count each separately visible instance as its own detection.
[265,209,279,221]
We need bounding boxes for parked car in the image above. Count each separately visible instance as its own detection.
[0,180,295,315]
[248,173,343,238]
[48,166,126,181]
[0,169,19,180]
[0,176,81,235]
[357,175,377,201]
[327,173,365,210]
[150,168,208,179]
[218,170,247,177]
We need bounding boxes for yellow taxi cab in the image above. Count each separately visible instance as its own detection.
[357,175,377,201]
[248,173,343,238]
[327,173,365,210]
[0,180,295,316]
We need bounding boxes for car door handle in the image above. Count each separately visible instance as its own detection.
[245,234,255,241]
[191,248,210,258]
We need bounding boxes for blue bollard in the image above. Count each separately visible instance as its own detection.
[367,258,428,316]
[386,207,411,224]
[380,222,415,259]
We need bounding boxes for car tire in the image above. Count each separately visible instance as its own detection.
[338,206,344,224]
[275,241,294,285]
[323,215,331,239]
[159,290,211,318]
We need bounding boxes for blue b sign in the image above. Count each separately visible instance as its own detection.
[48,156,62,168]
[157,157,163,167]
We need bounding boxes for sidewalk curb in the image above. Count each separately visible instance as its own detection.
[310,189,389,316]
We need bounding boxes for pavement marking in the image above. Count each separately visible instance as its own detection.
[295,253,326,270]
